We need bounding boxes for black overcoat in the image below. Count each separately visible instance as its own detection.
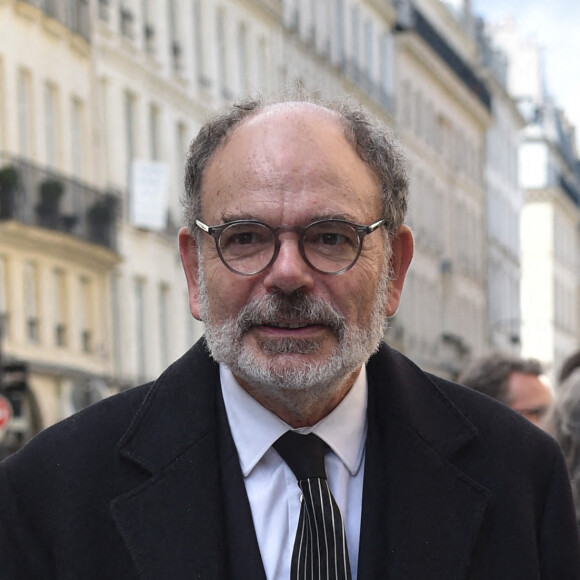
[1,339,579,578]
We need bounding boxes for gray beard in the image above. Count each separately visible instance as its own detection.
[198,260,390,410]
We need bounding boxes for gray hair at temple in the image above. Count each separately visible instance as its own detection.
[182,93,409,238]
[458,353,544,404]
[543,368,580,522]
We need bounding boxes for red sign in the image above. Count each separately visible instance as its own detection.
[0,395,12,432]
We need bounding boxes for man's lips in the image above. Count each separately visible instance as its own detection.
[263,321,317,329]
[253,321,327,335]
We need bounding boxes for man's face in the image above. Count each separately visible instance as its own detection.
[507,371,553,426]
[180,104,413,422]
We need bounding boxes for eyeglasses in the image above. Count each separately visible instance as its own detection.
[195,217,385,276]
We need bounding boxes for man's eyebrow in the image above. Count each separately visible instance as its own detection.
[220,212,260,223]
[218,211,362,225]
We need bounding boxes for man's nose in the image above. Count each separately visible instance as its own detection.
[262,236,315,295]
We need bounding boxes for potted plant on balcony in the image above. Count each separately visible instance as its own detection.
[0,165,20,219]
[37,178,64,229]
[87,194,117,246]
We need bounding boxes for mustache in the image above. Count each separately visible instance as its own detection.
[236,292,346,338]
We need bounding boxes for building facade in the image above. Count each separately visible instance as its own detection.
[489,19,580,385]
[2,0,579,450]
[392,0,490,377]
[477,20,525,354]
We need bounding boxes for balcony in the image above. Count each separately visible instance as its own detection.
[19,0,90,42]
[0,155,119,252]
[396,6,491,110]
[559,174,580,207]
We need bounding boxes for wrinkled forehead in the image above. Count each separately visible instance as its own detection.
[243,102,344,142]
[200,101,382,222]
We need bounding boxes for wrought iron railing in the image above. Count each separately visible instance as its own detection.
[19,0,90,42]
[396,7,491,111]
[0,154,119,251]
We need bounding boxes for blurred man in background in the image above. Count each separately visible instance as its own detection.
[458,353,552,427]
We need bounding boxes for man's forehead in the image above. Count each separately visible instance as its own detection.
[237,101,343,134]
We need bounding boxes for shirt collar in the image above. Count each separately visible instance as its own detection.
[220,365,368,477]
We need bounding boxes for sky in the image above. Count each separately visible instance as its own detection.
[468,0,580,150]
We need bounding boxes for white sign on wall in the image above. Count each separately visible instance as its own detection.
[130,160,169,231]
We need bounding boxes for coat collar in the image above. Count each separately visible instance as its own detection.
[112,340,233,579]
[111,339,490,579]
[358,343,491,579]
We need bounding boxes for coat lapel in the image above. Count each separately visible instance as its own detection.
[110,341,231,579]
[215,387,268,580]
[358,345,491,579]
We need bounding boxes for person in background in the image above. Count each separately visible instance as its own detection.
[559,350,580,385]
[543,367,580,524]
[458,352,553,427]
[0,94,579,579]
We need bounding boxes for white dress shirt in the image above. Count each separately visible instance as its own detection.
[220,364,367,580]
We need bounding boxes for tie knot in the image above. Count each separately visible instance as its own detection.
[274,432,327,481]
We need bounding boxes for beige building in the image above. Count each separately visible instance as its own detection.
[392,0,491,377]
[489,19,580,385]
[0,1,121,453]
[0,0,295,452]
[2,0,548,450]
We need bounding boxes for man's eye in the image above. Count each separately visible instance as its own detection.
[222,227,270,249]
[231,232,257,245]
[320,233,346,245]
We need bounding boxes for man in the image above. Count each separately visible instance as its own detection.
[458,353,553,427]
[1,96,579,579]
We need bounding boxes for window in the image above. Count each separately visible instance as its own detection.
[98,0,110,21]
[401,81,411,128]
[79,276,93,353]
[175,120,188,195]
[159,283,170,367]
[24,262,39,343]
[124,91,136,184]
[335,0,345,65]
[44,82,59,169]
[216,9,230,98]
[379,33,392,105]
[71,97,85,178]
[237,22,249,92]
[17,69,33,157]
[134,278,146,378]
[364,19,373,81]
[68,0,90,40]
[257,36,268,92]
[111,274,122,375]
[193,0,209,88]
[350,5,360,77]
[53,269,67,346]
[149,103,160,160]
[142,0,155,54]
[120,0,134,39]
[168,0,181,71]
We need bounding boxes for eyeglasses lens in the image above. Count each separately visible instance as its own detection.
[217,220,361,275]
[303,221,359,273]
[219,222,275,274]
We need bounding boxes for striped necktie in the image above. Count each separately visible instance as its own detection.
[274,431,352,580]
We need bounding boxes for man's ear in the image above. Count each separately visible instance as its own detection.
[178,227,203,321]
[385,225,414,317]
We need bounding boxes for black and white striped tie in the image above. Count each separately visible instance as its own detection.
[274,431,352,580]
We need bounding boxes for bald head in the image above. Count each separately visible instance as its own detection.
[182,94,409,237]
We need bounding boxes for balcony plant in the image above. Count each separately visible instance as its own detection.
[0,165,20,219]
[87,194,117,246]
[37,178,64,229]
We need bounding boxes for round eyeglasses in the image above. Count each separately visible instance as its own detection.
[195,218,385,276]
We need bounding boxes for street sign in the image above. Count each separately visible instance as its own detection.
[0,394,12,434]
